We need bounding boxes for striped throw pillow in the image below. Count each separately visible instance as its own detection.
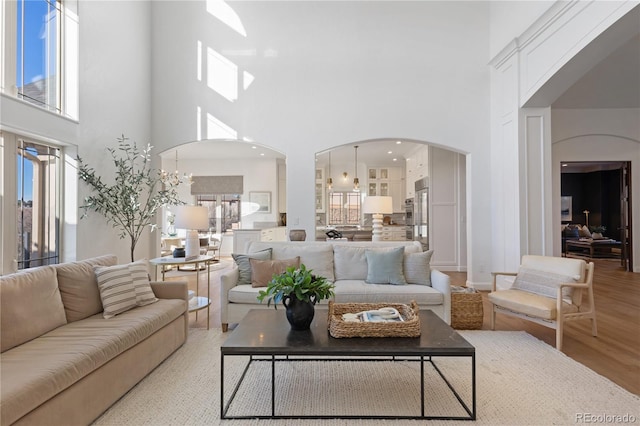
[129,260,158,307]
[95,263,138,319]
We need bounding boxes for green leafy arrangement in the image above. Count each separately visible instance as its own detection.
[590,225,606,234]
[257,264,335,308]
[77,135,183,261]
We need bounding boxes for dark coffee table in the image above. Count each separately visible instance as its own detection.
[221,309,476,420]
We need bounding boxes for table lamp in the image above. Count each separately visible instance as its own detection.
[363,196,393,242]
[174,205,209,258]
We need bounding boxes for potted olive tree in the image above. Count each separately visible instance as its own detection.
[257,264,335,330]
[77,135,183,261]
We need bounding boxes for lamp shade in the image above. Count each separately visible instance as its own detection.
[363,196,393,214]
[173,205,209,230]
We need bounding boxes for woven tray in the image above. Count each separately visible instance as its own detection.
[327,301,421,338]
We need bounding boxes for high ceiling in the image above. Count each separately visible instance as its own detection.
[167,7,639,166]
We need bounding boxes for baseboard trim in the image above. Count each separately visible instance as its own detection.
[466,280,492,291]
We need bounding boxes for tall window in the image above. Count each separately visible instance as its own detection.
[328,192,361,225]
[196,194,241,234]
[2,0,79,118]
[16,0,61,112]
[17,140,61,269]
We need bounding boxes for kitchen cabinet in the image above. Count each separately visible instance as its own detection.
[233,227,287,253]
[381,226,406,241]
[367,166,404,212]
[405,146,429,199]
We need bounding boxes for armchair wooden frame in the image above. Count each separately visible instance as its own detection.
[490,261,597,350]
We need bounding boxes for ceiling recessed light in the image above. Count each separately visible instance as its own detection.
[251,146,257,149]
[387,151,392,154]
[393,158,397,162]
[260,153,265,156]
[396,140,402,144]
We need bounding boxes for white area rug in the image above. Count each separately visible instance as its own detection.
[94,329,639,425]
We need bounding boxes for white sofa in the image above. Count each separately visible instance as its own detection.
[220,240,451,331]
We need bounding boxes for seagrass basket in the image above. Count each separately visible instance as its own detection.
[327,301,421,338]
[451,287,483,330]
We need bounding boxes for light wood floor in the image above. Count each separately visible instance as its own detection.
[192,257,640,396]
[447,259,640,396]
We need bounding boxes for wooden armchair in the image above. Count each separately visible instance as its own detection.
[488,255,597,350]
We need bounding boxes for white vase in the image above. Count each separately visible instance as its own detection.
[592,232,603,239]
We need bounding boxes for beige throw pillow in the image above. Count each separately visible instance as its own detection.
[250,257,301,288]
[404,250,434,286]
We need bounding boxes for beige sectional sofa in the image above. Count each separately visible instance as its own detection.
[220,240,451,331]
[0,255,189,426]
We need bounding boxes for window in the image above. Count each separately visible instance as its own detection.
[16,0,61,112]
[196,194,241,234]
[328,192,361,225]
[2,0,79,118]
[17,139,61,269]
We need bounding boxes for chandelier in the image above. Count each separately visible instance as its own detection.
[160,150,193,186]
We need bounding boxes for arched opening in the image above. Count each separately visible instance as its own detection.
[315,139,467,272]
[158,139,286,256]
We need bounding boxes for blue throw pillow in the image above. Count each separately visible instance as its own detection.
[365,246,407,285]
[232,249,272,286]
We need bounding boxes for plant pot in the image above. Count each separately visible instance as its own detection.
[282,294,316,330]
[592,232,603,240]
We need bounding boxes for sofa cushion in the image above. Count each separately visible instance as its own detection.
[365,247,407,285]
[333,280,444,305]
[232,249,273,286]
[95,263,139,319]
[333,243,421,281]
[0,266,68,352]
[247,242,335,282]
[404,250,434,286]
[250,257,300,287]
[228,284,266,305]
[55,254,118,322]
[0,299,185,425]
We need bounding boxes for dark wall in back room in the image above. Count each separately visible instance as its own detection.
[561,169,621,240]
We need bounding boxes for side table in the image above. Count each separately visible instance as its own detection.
[149,255,213,330]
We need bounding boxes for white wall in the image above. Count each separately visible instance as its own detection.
[150,0,491,283]
[552,108,640,271]
[74,1,153,263]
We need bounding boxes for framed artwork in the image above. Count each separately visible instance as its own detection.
[561,196,572,221]
[249,191,271,213]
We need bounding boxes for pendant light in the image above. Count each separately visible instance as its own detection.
[326,151,333,190]
[353,145,360,192]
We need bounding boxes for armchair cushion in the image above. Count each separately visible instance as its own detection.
[488,289,579,320]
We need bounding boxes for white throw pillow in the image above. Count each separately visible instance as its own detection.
[404,250,434,286]
[513,267,576,299]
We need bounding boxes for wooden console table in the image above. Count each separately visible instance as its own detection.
[565,239,621,260]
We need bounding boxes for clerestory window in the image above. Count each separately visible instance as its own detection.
[1,0,79,119]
